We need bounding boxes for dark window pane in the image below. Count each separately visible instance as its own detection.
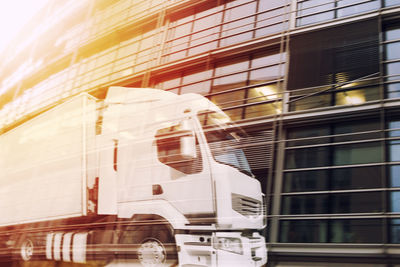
[334,142,382,165]
[330,219,382,243]
[244,102,282,118]
[280,220,328,243]
[287,126,330,147]
[285,146,330,169]
[331,192,382,213]
[332,166,382,190]
[284,170,329,192]
[282,195,328,214]
[289,93,332,111]
[288,19,379,93]
[390,219,400,243]
[334,120,380,142]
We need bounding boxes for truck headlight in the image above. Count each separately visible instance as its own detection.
[213,237,243,255]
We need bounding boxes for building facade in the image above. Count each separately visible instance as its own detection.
[1,0,400,266]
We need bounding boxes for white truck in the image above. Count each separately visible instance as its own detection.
[0,87,266,267]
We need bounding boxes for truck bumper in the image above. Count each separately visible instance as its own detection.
[175,232,267,267]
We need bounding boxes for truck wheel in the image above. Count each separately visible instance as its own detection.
[20,238,34,261]
[138,226,177,267]
[117,224,177,267]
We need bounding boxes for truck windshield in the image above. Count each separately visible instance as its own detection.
[198,111,253,177]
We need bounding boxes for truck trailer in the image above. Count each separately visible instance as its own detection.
[0,87,266,266]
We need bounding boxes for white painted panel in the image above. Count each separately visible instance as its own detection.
[72,232,87,263]
[0,94,97,225]
[62,232,73,262]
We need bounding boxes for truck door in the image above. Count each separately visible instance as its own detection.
[152,118,215,220]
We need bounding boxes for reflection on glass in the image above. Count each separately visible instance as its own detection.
[337,0,380,17]
[285,146,330,169]
[387,83,400,98]
[335,90,366,105]
[334,120,380,142]
[297,0,334,26]
[334,142,382,166]
[289,93,332,111]
[284,170,329,192]
[390,191,400,212]
[280,220,327,243]
[390,219,400,243]
[385,0,400,7]
[385,25,400,41]
[245,102,282,118]
[199,111,253,177]
[330,192,382,213]
[287,126,330,147]
[386,62,400,81]
[386,42,400,60]
[389,140,400,162]
[330,219,382,243]
[390,165,400,187]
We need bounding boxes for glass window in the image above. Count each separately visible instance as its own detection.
[385,0,400,7]
[284,170,329,192]
[390,219,400,243]
[390,191,400,212]
[220,1,256,47]
[285,146,330,169]
[334,142,382,166]
[330,219,383,243]
[330,192,382,214]
[210,90,245,109]
[155,122,202,174]
[332,166,382,190]
[244,101,282,118]
[280,220,328,243]
[287,125,330,147]
[387,83,400,98]
[337,0,380,18]
[256,3,289,38]
[333,120,381,142]
[289,93,332,111]
[296,0,334,26]
[335,87,380,106]
[282,195,328,214]
[386,42,400,60]
[389,140,400,162]
[386,62,400,80]
[390,165,400,187]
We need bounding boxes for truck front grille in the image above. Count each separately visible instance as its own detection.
[231,193,262,217]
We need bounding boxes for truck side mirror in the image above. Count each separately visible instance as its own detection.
[180,134,196,160]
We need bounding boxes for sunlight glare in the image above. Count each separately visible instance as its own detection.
[0,0,49,52]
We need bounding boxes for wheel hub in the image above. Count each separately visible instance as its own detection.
[20,239,34,261]
[138,238,166,266]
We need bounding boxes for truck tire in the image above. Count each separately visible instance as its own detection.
[19,238,34,261]
[118,224,178,267]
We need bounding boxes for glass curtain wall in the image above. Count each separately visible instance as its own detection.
[279,116,400,244]
[288,19,380,111]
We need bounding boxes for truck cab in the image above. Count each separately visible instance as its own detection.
[97,87,266,266]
